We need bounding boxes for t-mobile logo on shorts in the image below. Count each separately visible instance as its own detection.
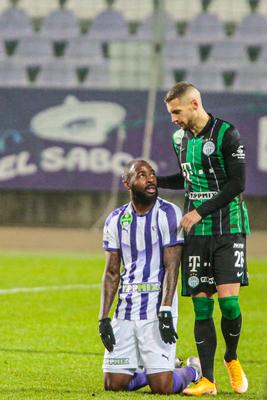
[189,256,201,272]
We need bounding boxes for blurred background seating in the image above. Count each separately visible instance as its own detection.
[0,0,265,91]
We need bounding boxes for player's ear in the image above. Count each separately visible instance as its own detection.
[122,178,130,190]
[191,98,199,110]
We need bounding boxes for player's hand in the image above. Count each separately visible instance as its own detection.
[99,318,116,352]
[180,209,202,233]
[158,311,178,344]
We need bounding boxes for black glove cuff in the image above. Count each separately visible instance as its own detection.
[99,317,111,323]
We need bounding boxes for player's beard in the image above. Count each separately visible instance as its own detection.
[131,186,158,207]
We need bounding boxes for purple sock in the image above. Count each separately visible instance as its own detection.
[127,370,148,391]
[173,367,196,393]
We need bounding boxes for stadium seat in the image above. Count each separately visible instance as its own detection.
[19,0,59,19]
[0,6,32,40]
[234,13,267,45]
[163,39,200,69]
[40,8,80,41]
[161,68,176,90]
[206,39,249,70]
[82,62,111,88]
[12,34,53,67]
[35,60,78,87]
[109,40,153,88]
[208,0,251,23]
[87,9,129,41]
[135,11,177,40]
[186,66,225,92]
[65,0,107,20]
[165,0,202,22]
[64,36,104,67]
[185,12,225,44]
[0,60,28,86]
[109,40,154,60]
[113,0,154,23]
[233,66,267,92]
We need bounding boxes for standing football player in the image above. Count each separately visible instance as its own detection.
[158,82,249,396]
[99,159,201,394]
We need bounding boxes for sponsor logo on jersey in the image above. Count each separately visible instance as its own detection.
[189,191,218,200]
[233,243,244,249]
[120,212,133,227]
[104,358,129,365]
[200,276,215,284]
[188,276,200,288]
[121,282,161,293]
[232,145,245,159]
[203,141,216,156]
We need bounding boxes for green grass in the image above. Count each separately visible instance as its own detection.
[0,251,265,399]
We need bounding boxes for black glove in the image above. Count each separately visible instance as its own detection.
[158,311,178,344]
[99,318,116,352]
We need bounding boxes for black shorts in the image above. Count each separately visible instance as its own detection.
[181,234,249,296]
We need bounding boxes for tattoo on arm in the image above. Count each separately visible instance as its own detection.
[99,251,121,320]
[161,245,182,307]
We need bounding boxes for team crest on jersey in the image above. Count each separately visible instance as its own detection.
[120,212,133,227]
[188,276,200,288]
[203,141,215,156]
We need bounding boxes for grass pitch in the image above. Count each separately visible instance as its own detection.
[0,251,265,399]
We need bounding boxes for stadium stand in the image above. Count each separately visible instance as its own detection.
[0,0,10,14]
[0,0,266,91]
[205,39,249,71]
[82,62,110,88]
[87,9,129,41]
[0,5,32,40]
[163,39,200,70]
[256,43,267,64]
[233,65,267,92]
[113,0,154,23]
[39,8,80,41]
[19,0,59,19]
[66,0,107,20]
[64,36,105,67]
[134,11,177,40]
[257,0,267,19]
[165,0,202,22]
[208,0,251,23]
[109,40,153,89]
[34,60,78,87]
[12,34,53,67]
[186,65,225,91]
[234,13,267,45]
[0,38,6,61]
[185,12,225,44]
[0,59,28,86]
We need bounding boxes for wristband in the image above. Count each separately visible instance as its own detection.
[159,305,172,312]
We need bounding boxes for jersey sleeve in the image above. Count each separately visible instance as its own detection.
[103,213,120,252]
[197,126,246,218]
[222,127,246,164]
[160,204,184,247]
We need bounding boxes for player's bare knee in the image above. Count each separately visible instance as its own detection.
[148,376,173,395]
[104,374,129,391]
[104,380,124,391]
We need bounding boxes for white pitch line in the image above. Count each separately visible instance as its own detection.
[0,283,101,295]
